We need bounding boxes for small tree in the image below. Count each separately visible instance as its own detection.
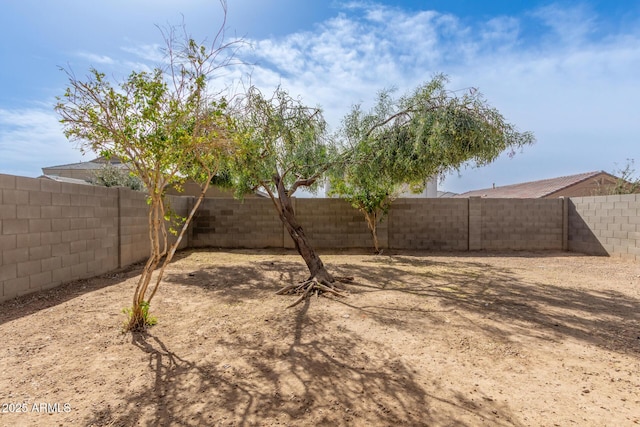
[329,75,535,252]
[610,159,640,195]
[56,7,240,330]
[91,162,145,191]
[230,87,350,307]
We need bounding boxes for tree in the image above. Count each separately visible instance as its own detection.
[329,75,535,253]
[55,6,240,330]
[229,87,350,307]
[91,162,145,191]
[610,159,640,195]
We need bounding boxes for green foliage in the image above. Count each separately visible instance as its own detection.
[610,159,640,195]
[91,163,145,191]
[164,200,187,236]
[329,74,535,251]
[56,67,231,195]
[122,301,157,331]
[55,16,241,331]
[229,86,334,198]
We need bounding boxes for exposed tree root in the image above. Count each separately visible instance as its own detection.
[276,276,354,308]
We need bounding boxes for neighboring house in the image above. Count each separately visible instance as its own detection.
[39,175,94,186]
[397,177,439,198]
[455,171,629,198]
[437,191,457,198]
[41,157,264,198]
[41,157,128,182]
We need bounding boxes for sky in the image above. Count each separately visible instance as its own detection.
[1,0,639,194]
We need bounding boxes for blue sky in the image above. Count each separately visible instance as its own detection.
[1,0,639,193]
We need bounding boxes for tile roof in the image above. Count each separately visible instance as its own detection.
[39,175,93,185]
[42,158,129,171]
[42,161,106,170]
[455,171,608,198]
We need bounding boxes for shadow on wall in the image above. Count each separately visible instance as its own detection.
[567,200,608,256]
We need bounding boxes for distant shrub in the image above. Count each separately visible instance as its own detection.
[91,163,145,191]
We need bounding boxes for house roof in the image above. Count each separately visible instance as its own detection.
[437,191,457,198]
[42,158,129,171]
[39,175,93,185]
[42,161,105,170]
[455,171,613,198]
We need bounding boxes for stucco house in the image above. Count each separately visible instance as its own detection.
[454,171,633,198]
[41,157,128,182]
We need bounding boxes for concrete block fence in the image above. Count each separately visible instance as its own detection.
[192,197,565,252]
[1,173,639,302]
[0,174,188,302]
[191,198,385,250]
[389,199,469,250]
[568,194,640,260]
[473,198,564,251]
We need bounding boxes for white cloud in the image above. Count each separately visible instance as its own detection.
[236,5,467,127]
[4,1,639,191]
[233,2,640,191]
[75,52,115,65]
[121,43,165,63]
[0,108,87,177]
[531,3,597,46]
[480,17,520,47]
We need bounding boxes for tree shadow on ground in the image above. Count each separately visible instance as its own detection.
[0,263,143,327]
[84,299,521,427]
[162,250,639,357]
[82,250,638,425]
[332,257,640,357]
[161,261,300,305]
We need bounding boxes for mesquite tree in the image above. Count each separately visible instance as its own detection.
[329,75,535,253]
[55,12,240,330]
[230,87,350,307]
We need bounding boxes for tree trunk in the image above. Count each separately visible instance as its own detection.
[128,173,214,331]
[364,211,380,254]
[128,192,164,331]
[273,176,335,284]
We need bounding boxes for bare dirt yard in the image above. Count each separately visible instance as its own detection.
[1,249,639,427]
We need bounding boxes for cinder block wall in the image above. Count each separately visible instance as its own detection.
[118,189,192,266]
[0,175,193,303]
[3,172,639,303]
[191,198,380,250]
[389,199,469,250]
[191,198,284,248]
[167,195,192,251]
[1,174,119,302]
[118,188,149,267]
[568,194,640,260]
[474,198,564,250]
[189,197,563,252]
[296,199,378,249]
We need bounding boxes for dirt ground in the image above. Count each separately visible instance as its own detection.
[0,249,639,427]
